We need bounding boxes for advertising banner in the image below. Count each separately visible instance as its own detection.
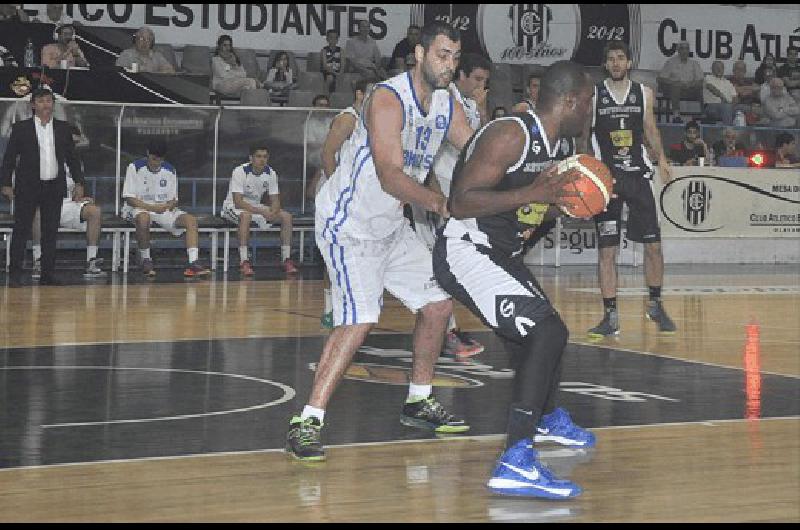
[23,4,411,55]
[657,167,800,239]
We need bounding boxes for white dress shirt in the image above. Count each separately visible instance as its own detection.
[34,116,58,181]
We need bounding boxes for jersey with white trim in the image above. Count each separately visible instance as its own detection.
[223,163,279,209]
[432,87,481,197]
[317,71,454,241]
[444,111,575,258]
[591,80,653,178]
[122,159,178,203]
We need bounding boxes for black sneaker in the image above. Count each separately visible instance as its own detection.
[286,416,325,461]
[401,396,470,434]
[587,309,620,338]
[646,300,676,333]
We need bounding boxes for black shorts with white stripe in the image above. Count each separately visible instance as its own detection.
[433,234,557,345]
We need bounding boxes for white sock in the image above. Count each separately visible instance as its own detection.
[239,246,248,262]
[87,246,98,261]
[32,245,42,261]
[407,384,432,403]
[300,405,325,423]
[281,245,291,261]
[324,288,332,313]
[140,248,151,260]
[188,247,199,263]
[448,314,457,333]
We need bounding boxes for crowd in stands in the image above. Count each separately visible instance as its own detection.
[1,8,798,154]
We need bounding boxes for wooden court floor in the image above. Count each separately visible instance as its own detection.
[0,263,798,522]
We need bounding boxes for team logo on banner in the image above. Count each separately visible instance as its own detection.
[682,180,712,226]
[659,173,800,236]
[476,4,579,65]
[511,4,551,50]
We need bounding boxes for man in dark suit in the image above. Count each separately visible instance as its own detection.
[1,86,84,286]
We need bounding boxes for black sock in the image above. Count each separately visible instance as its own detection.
[603,297,617,312]
[649,286,661,301]
[505,315,568,450]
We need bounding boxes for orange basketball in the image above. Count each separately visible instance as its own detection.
[555,154,613,219]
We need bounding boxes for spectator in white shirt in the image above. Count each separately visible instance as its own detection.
[704,60,737,125]
[657,41,704,123]
[345,20,385,80]
[211,34,262,98]
[763,77,800,128]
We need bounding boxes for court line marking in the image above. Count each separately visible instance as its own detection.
[0,367,295,428]
[1,416,797,473]
[568,341,800,380]
[2,329,798,380]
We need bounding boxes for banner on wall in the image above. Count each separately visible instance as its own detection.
[22,4,410,55]
[21,4,798,72]
[657,167,800,239]
[417,4,797,72]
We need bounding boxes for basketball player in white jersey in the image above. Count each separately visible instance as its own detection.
[286,21,476,461]
[221,142,297,276]
[316,78,372,328]
[411,52,490,358]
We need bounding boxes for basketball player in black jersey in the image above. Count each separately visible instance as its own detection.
[586,41,676,337]
[433,61,595,499]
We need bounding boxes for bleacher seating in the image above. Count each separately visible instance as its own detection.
[181,45,212,76]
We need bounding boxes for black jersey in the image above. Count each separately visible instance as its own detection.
[444,111,575,258]
[591,80,653,179]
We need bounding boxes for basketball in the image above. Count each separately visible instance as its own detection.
[555,154,613,218]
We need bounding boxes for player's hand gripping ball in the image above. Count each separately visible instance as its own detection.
[555,154,613,218]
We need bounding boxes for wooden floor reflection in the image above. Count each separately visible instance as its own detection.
[1,418,797,522]
[0,264,798,521]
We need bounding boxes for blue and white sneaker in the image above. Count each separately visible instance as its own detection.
[534,408,596,448]
[487,438,582,499]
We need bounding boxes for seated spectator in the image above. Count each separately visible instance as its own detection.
[321,29,343,93]
[41,24,89,68]
[778,47,800,99]
[763,77,800,128]
[730,60,758,106]
[513,73,540,113]
[759,67,777,105]
[121,139,210,278]
[775,132,800,168]
[312,94,330,108]
[754,53,776,85]
[658,41,705,123]
[669,120,708,165]
[345,20,386,80]
[0,45,18,67]
[492,106,508,119]
[212,34,262,98]
[703,60,737,124]
[745,101,770,126]
[265,51,296,105]
[390,25,421,72]
[115,26,175,74]
[712,127,747,158]
[33,4,75,25]
[0,4,30,22]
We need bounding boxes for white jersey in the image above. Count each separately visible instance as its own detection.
[222,163,279,210]
[122,159,178,204]
[317,71,454,241]
[432,88,481,197]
